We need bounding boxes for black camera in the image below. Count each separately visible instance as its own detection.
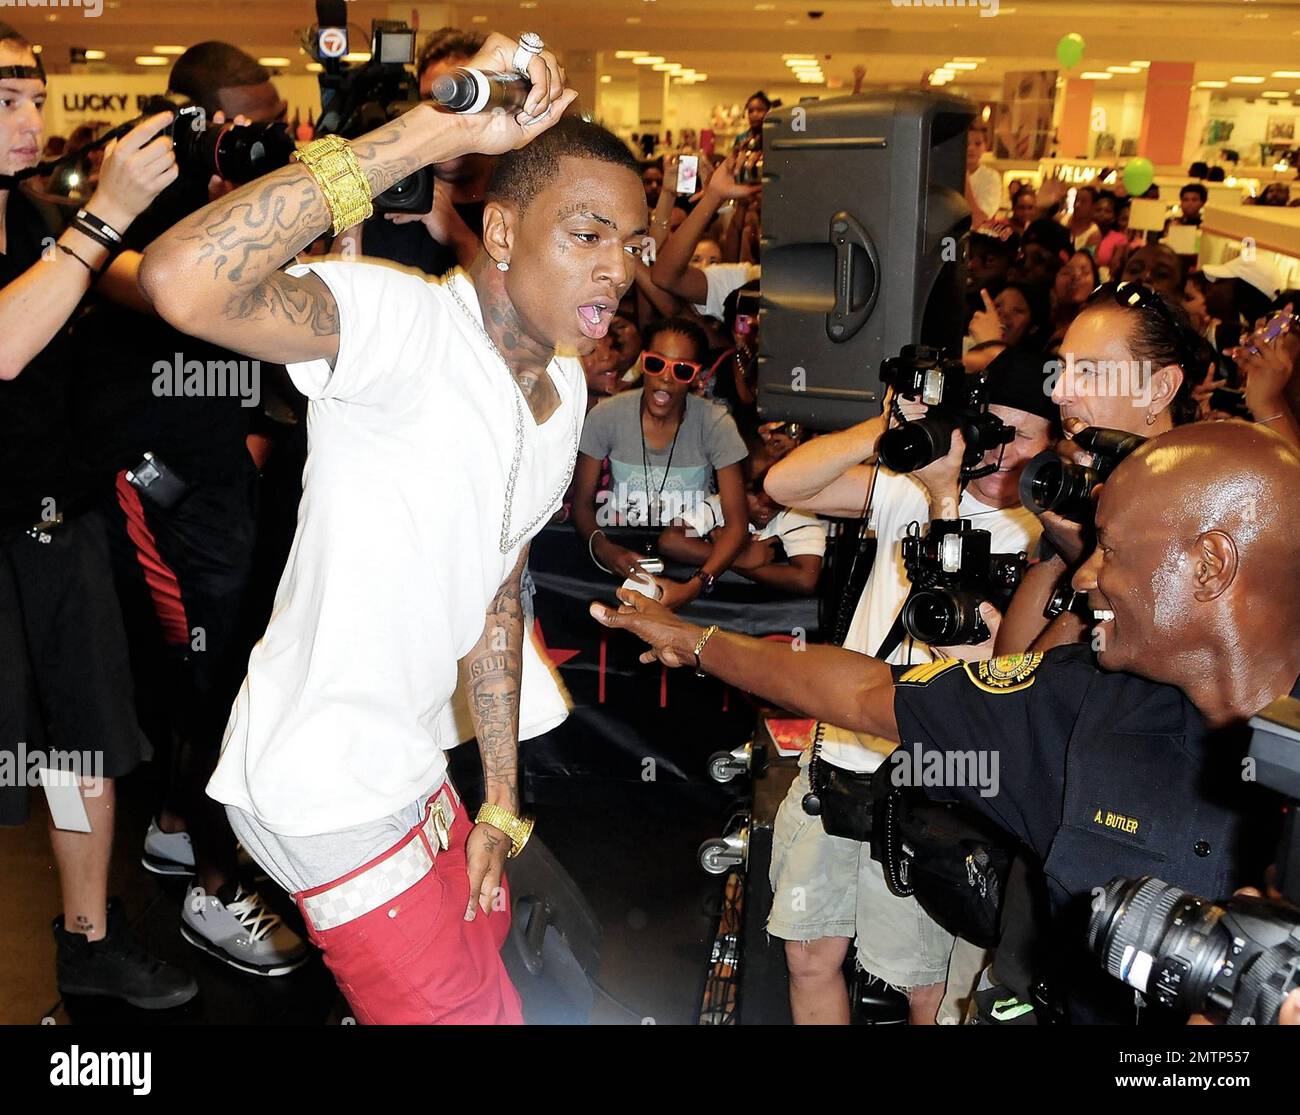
[877,346,1014,480]
[900,519,1027,645]
[151,98,295,185]
[1018,427,1147,522]
[311,12,431,214]
[1089,683,1300,1023]
[1088,876,1300,1024]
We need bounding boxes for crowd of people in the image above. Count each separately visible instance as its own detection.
[2,17,1299,1029]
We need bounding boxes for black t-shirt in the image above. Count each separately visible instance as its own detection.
[358,197,485,277]
[890,644,1278,1024]
[65,177,263,487]
[0,189,84,531]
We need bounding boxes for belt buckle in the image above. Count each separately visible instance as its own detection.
[430,798,451,852]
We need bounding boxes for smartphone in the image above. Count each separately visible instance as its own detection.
[675,154,699,195]
[1245,306,1294,355]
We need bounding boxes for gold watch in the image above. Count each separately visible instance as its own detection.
[475,804,535,858]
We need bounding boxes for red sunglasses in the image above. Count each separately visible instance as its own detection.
[641,350,703,384]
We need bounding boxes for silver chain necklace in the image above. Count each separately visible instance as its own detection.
[445,279,580,554]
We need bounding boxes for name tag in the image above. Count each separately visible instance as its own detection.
[1089,804,1147,844]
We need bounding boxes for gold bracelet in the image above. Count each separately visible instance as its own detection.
[475,803,535,859]
[291,135,373,236]
[693,624,719,678]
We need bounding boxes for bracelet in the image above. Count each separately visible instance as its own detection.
[693,624,719,678]
[292,135,373,236]
[56,243,102,277]
[1256,413,1285,424]
[588,528,616,574]
[74,207,123,244]
[70,217,120,253]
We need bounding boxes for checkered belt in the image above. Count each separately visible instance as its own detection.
[300,784,460,933]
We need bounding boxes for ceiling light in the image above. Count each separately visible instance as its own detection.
[615,50,647,58]
[305,62,323,73]
[1262,91,1289,98]
[952,57,986,63]
[755,2,776,8]
[1080,72,1114,80]
[1130,61,1150,68]
[135,55,168,66]
[84,49,105,61]
[785,18,799,24]
[652,62,680,72]
[783,54,816,60]
[152,45,185,55]
[1107,66,1141,74]
[693,73,708,82]
[342,52,371,63]
[1198,80,1228,88]
[946,62,977,70]
[471,14,488,21]
[626,15,641,22]
[258,57,290,68]
[1231,76,1265,84]
[1272,71,1300,78]
[600,74,612,83]
[632,56,665,65]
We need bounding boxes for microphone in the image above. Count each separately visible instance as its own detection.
[430,68,531,114]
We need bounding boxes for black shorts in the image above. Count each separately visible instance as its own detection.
[0,509,151,826]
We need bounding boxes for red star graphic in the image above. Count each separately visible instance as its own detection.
[533,619,581,667]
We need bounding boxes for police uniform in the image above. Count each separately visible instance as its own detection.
[891,644,1278,1023]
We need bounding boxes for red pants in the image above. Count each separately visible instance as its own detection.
[295,791,524,1025]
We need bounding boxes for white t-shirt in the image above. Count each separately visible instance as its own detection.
[207,263,586,836]
[692,262,760,320]
[817,467,1041,773]
[684,494,827,559]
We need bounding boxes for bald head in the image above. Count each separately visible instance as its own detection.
[1075,421,1300,715]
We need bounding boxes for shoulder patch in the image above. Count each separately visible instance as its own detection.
[896,659,963,687]
[962,652,1044,694]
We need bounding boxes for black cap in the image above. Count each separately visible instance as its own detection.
[984,346,1059,421]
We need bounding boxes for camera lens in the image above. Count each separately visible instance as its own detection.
[878,415,955,473]
[903,589,982,645]
[1087,875,1228,1013]
[1018,452,1099,521]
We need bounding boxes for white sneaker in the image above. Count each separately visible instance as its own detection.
[141,819,195,876]
[180,884,310,977]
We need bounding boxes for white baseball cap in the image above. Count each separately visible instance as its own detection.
[1202,255,1283,299]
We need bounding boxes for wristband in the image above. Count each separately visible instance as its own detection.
[74,208,123,244]
[57,243,102,277]
[70,217,120,253]
[292,135,373,236]
[475,803,535,859]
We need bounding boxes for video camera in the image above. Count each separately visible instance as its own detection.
[900,518,1026,645]
[877,346,1014,481]
[1088,684,1300,1024]
[1018,427,1146,523]
[308,2,431,215]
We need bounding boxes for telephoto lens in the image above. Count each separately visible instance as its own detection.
[902,588,988,645]
[1088,875,1300,1023]
[163,105,295,185]
[1018,428,1147,521]
[877,413,960,473]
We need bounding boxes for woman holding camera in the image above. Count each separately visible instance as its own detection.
[0,23,196,1008]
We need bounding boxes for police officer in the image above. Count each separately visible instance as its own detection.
[590,421,1300,1023]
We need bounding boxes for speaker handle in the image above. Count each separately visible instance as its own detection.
[828,210,879,344]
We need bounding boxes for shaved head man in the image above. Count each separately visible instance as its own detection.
[593,422,1300,1022]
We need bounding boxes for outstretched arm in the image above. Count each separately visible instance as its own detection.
[139,32,573,367]
[590,590,899,739]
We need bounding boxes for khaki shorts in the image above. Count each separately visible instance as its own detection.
[767,755,954,990]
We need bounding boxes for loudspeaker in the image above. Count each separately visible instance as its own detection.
[758,91,975,430]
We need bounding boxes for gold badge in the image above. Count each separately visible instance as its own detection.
[896,659,963,687]
[962,652,1044,693]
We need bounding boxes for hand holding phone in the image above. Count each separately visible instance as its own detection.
[675,155,699,195]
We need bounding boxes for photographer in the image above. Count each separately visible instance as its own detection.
[595,421,1300,1024]
[996,282,1201,655]
[0,22,196,1008]
[756,354,1052,1023]
[352,27,494,276]
[64,41,308,978]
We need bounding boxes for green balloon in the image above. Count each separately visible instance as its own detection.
[1123,158,1156,197]
[1056,32,1085,69]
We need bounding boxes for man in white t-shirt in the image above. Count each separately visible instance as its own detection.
[140,33,650,1024]
[760,356,1056,1024]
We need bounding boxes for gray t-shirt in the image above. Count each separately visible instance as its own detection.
[579,389,748,527]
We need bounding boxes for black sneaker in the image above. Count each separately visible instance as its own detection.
[54,898,198,1010]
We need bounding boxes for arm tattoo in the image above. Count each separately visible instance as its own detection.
[461,552,529,815]
[232,270,340,337]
